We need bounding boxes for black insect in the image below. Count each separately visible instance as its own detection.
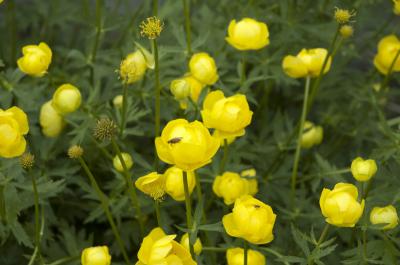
[168,137,183,144]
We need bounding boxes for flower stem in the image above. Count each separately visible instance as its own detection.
[153,38,161,169]
[31,172,41,259]
[183,170,195,257]
[153,0,158,16]
[240,53,246,86]
[120,83,129,136]
[290,76,311,208]
[219,139,229,174]
[182,0,192,55]
[77,157,132,265]
[6,0,17,66]
[243,240,248,265]
[309,224,330,265]
[91,0,103,64]
[154,200,162,228]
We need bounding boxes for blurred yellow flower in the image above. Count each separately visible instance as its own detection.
[319,183,364,227]
[350,157,377,182]
[0,106,29,158]
[226,18,269,50]
[223,195,276,244]
[81,246,111,265]
[155,119,220,171]
[227,248,266,265]
[178,74,206,110]
[339,25,354,38]
[119,50,148,84]
[394,0,400,15]
[39,101,65,138]
[241,168,256,178]
[189,53,219,85]
[112,152,133,172]
[164,166,196,201]
[300,121,323,149]
[282,48,331,78]
[334,8,355,24]
[201,90,253,140]
[170,78,191,100]
[17,42,52,77]
[180,233,202,255]
[113,95,123,108]
[373,35,400,75]
[370,205,399,230]
[52,84,82,114]
[135,172,166,201]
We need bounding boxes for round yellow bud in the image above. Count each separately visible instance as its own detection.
[135,172,166,201]
[39,101,65,138]
[282,48,331,78]
[52,84,82,114]
[340,25,354,38]
[373,35,400,75]
[164,166,196,201]
[394,0,400,15]
[189,52,219,85]
[180,233,202,255]
[319,183,365,227]
[226,18,270,51]
[334,8,355,24]
[81,246,111,265]
[183,74,205,103]
[155,119,220,171]
[113,95,123,108]
[202,90,253,140]
[170,78,191,100]
[223,195,276,244]
[112,152,133,172]
[0,106,29,158]
[350,157,377,182]
[226,248,266,265]
[68,145,84,159]
[300,121,323,149]
[119,50,147,84]
[370,205,399,230]
[17,42,52,77]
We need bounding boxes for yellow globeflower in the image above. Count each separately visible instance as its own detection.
[227,248,266,265]
[223,195,276,244]
[394,0,400,15]
[17,42,52,77]
[135,172,166,201]
[178,74,206,110]
[373,35,400,75]
[201,90,253,140]
[213,172,258,205]
[282,48,331,78]
[52,84,82,114]
[350,157,377,182]
[39,100,65,138]
[0,106,29,158]
[170,78,191,100]
[155,119,220,171]
[81,246,111,265]
[164,166,196,201]
[370,205,399,230]
[180,233,202,255]
[319,183,365,227]
[112,152,133,172]
[119,50,148,84]
[189,52,219,85]
[226,18,269,51]
[136,227,196,265]
[300,121,323,149]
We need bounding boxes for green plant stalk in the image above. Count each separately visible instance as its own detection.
[153,0,158,16]
[6,0,17,66]
[219,139,229,174]
[31,171,41,262]
[28,208,45,265]
[290,76,311,207]
[183,170,195,258]
[78,157,132,265]
[45,255,80,265]
[309,224,330,265]
[153,38,161,170]
[111,138,145,237]
[91,0,103,63]
[182,0,192,55]
[244,240,248,265]
[154,200,162,228]
[362,229,367,263]
[240,52,246,86]
[120,83,129,136]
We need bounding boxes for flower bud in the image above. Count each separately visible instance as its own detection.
[113,95,123,108]
[373,35,400,75]
[139,16,163,39]
[20,153,35,169]
[164,166,196,201]
[17,42,52,77]
[227,248,266,265]
[300,121,323,148]
[350,157,377,182]
[135,172,166,201]
[340,25,354,38]
[282,48,331,78]
[52,83,82,114]
[68,145,83,159]
[119,51,147,84]
[93,118,117,141]
[170,78,191,100]
[81,246,111,265]
[189,52,219,85]
[226,18,269,51]
[370,205,399,230]
[180,233,202,255]
[334,8,355,24]
[113,153,133,172]
[39,100,65,138]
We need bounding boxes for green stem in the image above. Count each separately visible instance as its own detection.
[182,0,192,55]
[183,171,195,258]
[240,53,246,86]
[219,139,229,174]
[31,172,41,261]
[153,39,161,169]
[155,200,162,228]
[202,247,228,252]
[77,157,132,265]
[153,0,158,16]
[363,180,372,199]
[244,240,248,265]
[111,138,145,237]
[309,224,330,265]
[290,76,311,208]
[120,83,129,136]
[6,0,17,66]
[45,256,80,265]
[91,0,103,63]
[362,229,367,262]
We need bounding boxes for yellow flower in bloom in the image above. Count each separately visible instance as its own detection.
[39,101,65,138]
[300,121,323,149]
[394,0,400,15]
[370,205,399,230]
[0,107,29,158]
[227,248,266,265]
[350,157,377,182]
[226,18,269,51]
[180,233,202,255]
[373,35,400,75]
[136,227,196,265]
[155,119,220,171]
[189,53,219,85]
[140,16,164,40]
[81,246,111,265]
[17,42,52,77]
[201,90,253,140]
[112,152,133,172]
[135,172,166,201]
[319,183,365,227]
[52,84,82,114]
[282,48,331,78]
[119,50,148,84]
[113,95,123,108]
[164,166,196,201]
[213,172,258,205]
[223,195,276,244]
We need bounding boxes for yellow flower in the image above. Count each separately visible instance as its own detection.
[17,42,52,77]
[282,48,331,78]
[136,227,196,265]
[81,246,111,265]
[394,0,400,15]
[213,172,258,205]
[226,18,269,51]
[319,183,365,227]
[139,16,164,40]
[226,248,266,265]
[164,166,196,201]
[201,90,253,140]
[222,195,276,244]
[334,8,356,24]
[52,83,82,114]
[350,157,377,182]
[370,205,399,230]
[155,119,220,171]
[113,152,133,172]
[339,25,354,38]
[178,74,206,110]
[170,78,191,100]
[119,50,148,84]
[180,233,202,255]
[135,172,166,201]
[189,53,219,85]
[373,35,400,75]
[0,106,29,158]
[113,95,123,108]
[213,130,237,146]
[300,121,323,149]
[39,100,65,138]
